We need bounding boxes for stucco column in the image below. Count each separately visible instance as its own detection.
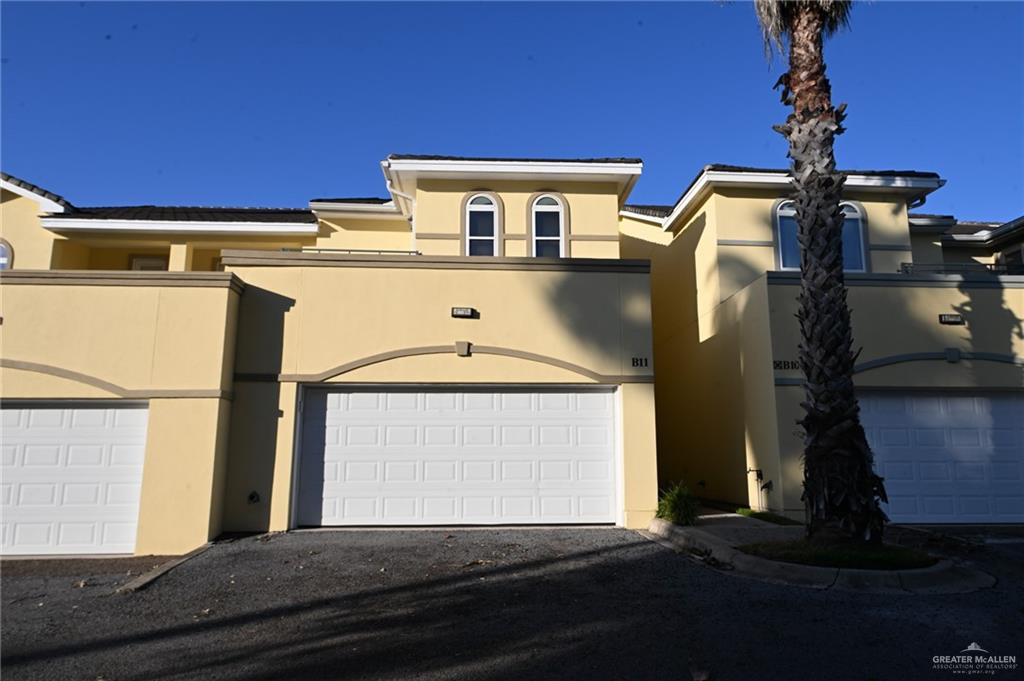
[269,382,299,531]
[168,242,194,271]
[135,397,231,555]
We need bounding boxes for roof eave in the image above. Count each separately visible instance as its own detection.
[40,217,319,236]
[381,157,643,209]
[941,216,1024,248]
[0,177,67,214]
[618,210,665,225]
[661,169,946,232]
[308,200,404,220]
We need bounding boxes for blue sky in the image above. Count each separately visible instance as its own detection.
[2,2,1022,221]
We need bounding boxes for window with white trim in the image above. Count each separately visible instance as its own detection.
[776,201,866,272]
[532,195,564,258]
[0,239,12,270]
[466,194,497,256]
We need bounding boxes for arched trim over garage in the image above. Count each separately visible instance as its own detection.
[773,351,1024,385]
[854,351,1023,373]
[274,344,654,384]
[0,358,228,399]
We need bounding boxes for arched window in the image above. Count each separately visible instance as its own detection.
[775,201,866,272]
[0,238,13,270]
[531,195,564,258]
[465,194,498,256]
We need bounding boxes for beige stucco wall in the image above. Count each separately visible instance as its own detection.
[0,191,63,269]
[767,277,1024,514]
[68,235,309,272]
[412,179,622,258]
[222,257,658,532]
[941,246,998,266]
[711,188,916,294]
[911,234,945,265]
[621,183,1022,516]
[0,273,241,554]
[620,198,774,506]
[316,217,412,252]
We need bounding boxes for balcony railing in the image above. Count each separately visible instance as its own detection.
[899,262,1023,276]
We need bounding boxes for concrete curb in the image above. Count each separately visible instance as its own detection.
[647,518,995,594]
[116,544,211,594]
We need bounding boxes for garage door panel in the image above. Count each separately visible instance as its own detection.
[1,405,148,555]
[860,391,1024,523]
[299,389,617,526]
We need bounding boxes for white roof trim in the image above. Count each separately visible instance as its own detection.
[1,178,66,214]
[308,200,396,212]
[908,215,956,227]
[385,158,643,176]
[40,217,318,235]
[309,200,403,220]
[944,231,993,243]
[661,169,946,231]
[618,210,665,225]
[381,158,643,211]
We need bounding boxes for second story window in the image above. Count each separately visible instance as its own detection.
[532,195,564,258]
[130,255,169,271]
[466,194,497,256]
[0,239,13,270]
[776,201,866,272]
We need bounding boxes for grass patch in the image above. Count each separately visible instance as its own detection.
[737,539,939,571]
[735,508,801,526]
[656,482,700,526]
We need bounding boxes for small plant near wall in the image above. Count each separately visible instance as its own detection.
[656,482,700,526]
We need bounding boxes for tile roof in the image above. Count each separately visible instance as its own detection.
[49,206,317,223]
[388,154,643,164]
[1,171,74,209]
[622,204,674,218]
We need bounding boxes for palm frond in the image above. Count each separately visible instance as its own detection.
[755,0,853,55]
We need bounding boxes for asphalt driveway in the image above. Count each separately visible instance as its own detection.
[3,527,1022,681]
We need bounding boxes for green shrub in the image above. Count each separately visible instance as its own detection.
[656,482,700,526]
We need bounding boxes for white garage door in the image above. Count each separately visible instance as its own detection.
[296,388,618,526]
[1,404,148,555]
[860,391,1024,523]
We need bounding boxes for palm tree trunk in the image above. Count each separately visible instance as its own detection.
[774,3,888,542]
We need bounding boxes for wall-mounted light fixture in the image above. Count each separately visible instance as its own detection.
[451,307,478,319]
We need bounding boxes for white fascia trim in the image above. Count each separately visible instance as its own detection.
[40,218,318,235]
[909,215,956,227]
[659,172,714,231]
[941,231,994,245]
[1,179,66,213]
[620,173,641,206]
[385,158,643,177]
[308,201,396,212]
[661,169,945,231]
[380,160,415,219]
[309,201,403,220]
[618,210,665,226]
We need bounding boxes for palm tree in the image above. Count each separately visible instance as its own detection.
[753,0,888,542]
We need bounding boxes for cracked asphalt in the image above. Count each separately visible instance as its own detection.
[2,527,1022,680]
